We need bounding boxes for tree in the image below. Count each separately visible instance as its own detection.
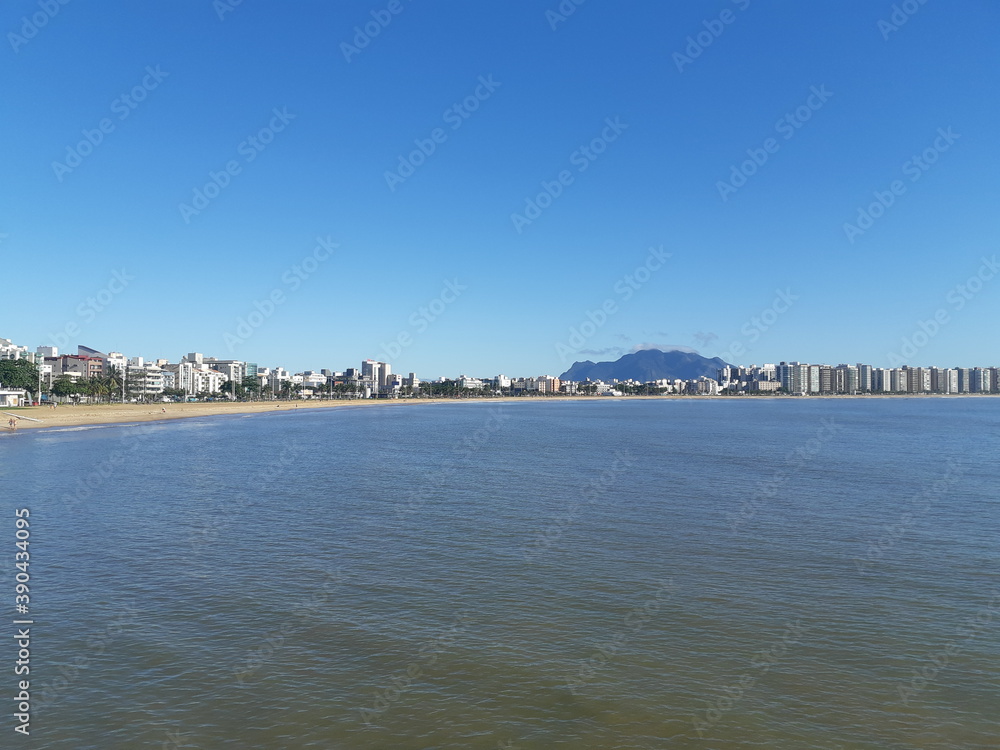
[241,376,259,399]
[86,376,110,403]
[0,359,40,395]
[51,376,87,400]
[104,366,124,403]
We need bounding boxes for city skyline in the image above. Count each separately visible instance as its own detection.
[4,335,999,399]
[3,2,998,375]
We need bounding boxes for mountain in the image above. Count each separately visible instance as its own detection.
[559,348,730,382]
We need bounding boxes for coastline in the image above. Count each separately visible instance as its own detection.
[3,392,998,432]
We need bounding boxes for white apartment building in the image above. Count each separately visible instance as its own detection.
[0,338,30,360]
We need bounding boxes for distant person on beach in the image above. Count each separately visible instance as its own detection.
[7,417,16,430]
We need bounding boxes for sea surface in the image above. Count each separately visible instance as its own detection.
[1,398,998,749]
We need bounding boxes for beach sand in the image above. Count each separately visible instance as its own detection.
[2,399,416,431]
[2,393,993,432]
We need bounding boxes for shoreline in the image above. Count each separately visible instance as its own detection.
[3,392,998,432]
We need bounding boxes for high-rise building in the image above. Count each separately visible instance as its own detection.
[971,367,992,393]
[777,361,808,395]
[857,364,873,393]
[361,359,392,394]
[890,368,906,392]
[834,365,858,394]
[905,367,929,393]
[818,365,834,394]
[956,368,971,393]
[808,365,821,393]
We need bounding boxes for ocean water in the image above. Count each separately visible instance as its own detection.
[1,398,998,749]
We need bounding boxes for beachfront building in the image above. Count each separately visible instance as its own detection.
[971,367,993,393]
[255,367,271,394]
[299,372,327,390]
[204,358,247,395]
[777,362,809,395]
[808,365,821,394]
[687,377,719,395]
[127,358,167,398]
[165,360,226,397]
[716,366,734,390]
[0,388,27,407]
[835,364,859,394]
[361,359,393,394]
[956,368,971,393]
[903,367,928,394]
[946,368,960,394]
[857,364,874,393]
[103,351,128,376]
[0,338,30,360]
[527,376,561,394]
[165,361,195,395]
[47,354,103,380]
[268,367,291,395]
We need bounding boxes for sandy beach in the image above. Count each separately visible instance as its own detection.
[3,392,995,432]
[1,398,444,431]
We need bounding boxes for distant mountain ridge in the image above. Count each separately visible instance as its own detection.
[559,348,730,382]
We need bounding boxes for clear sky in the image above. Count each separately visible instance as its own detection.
[2,0,998,378]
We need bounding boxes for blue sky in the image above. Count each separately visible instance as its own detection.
[2,0,998,378]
